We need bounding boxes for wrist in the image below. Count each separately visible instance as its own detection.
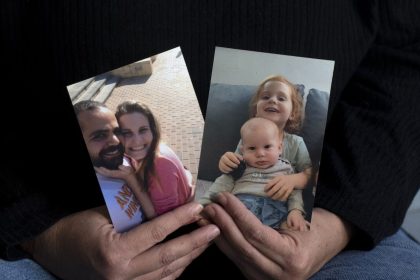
[289,208,304,216]
[313,208,353,246]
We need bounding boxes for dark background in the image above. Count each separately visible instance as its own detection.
[3,0,357,213]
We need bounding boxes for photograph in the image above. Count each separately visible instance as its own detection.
[67,47,203,232]
[197,47,335,229]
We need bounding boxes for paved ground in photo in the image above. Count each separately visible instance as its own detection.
[105,47,204,181]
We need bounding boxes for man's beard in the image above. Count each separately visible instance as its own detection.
[92,143,125,170]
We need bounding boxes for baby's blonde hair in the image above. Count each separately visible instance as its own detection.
[240,117,281,145]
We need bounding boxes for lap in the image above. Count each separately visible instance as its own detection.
[236,194,288,228]
[310,229,420,280]
[0,258,57,280]
[2,229,418,280]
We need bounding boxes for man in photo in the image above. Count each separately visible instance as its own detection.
[74,100,156,232]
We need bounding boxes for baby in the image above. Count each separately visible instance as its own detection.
[200,117,307,230]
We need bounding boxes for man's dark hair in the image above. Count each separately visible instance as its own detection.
[73,100,108,116]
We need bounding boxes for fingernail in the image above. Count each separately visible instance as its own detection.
[197,218,210,227]
[207,225,220,241]
[192,203,204,215]
[204,205,215,218]
[216,193,227,205]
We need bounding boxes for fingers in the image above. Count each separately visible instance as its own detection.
[268,187,287,201]
[265,180,293,201]
[287,211,310,232]
[275,187,293,201]
[264,177,277,192]
[265,186,281,199]
[212,192,294,263]
[120,202,204,253]
[128,224,219,278]
[204,203,264,265]
[196,216,211,227]
[118,165,133,173]
[205,197,284,278]
[209,193,273,246]
[133,244,208,280]
[290,217,304,232]
[287,218,305,232]
[94,166,126,179]
[204,202,255,256]
[203,196,267,263]
[219,162,234,173]
[219,152,242,173]
[226,152,242,164]
[265,177,286,199]
[94,166,108,176]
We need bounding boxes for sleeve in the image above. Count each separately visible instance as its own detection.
[0,160,103,260]
[151,158,189,215]
[294,137,312,173]
[282,134,312,173]
[1,3,105,258]
[0,191,66,260]
[314,0,420,249]
[199,174,235,205]
[287,189,306,216]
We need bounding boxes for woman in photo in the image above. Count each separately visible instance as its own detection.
[115,100,194,215]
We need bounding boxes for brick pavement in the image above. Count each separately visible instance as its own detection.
[104,47,204,180]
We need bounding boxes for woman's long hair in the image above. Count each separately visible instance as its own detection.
[115,101,161,191]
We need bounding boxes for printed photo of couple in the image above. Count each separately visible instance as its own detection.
[67,46,334,233]
[67,47,202,232]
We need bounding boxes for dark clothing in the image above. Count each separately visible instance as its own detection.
[1,0,419,266]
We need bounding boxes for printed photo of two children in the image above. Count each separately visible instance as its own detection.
[66,46,334,232]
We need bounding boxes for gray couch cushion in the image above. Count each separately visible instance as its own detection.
[198,83,256,181]
[199,83,325,181]
[300,88,329,170]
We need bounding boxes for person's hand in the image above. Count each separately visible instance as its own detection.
[264,174,297,201]
[203,192,352,280]
[219,152,243,173]
[95,165,157,219]
[23,202,220,280]
[95,165,136,183]
[284,209,309,232]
